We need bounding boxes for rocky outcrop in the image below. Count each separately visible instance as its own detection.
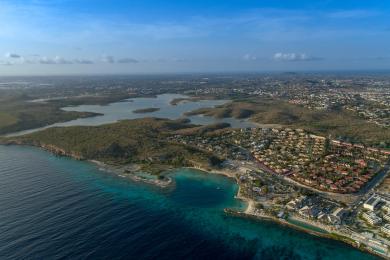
[1,139,84,160]
[39,144,84,160]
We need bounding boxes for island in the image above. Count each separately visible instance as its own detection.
[169,96,213,105]
[133,107,161,113]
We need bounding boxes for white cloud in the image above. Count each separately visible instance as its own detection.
[73,58,94,64]
[101,55,115,63]
[2,55,95,65]
[117,58,139,64]
[54,56,73,64]
[0,2,387,74]
[243,54,257,61]
[273,52,321,62]
[5,52,21,58]
[38,57,56,64]
[1,54,109,65]
[39,56,73,64]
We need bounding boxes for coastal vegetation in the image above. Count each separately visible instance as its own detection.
[0,92,100,135]
[4,118,227,174]
[0,112,18,128]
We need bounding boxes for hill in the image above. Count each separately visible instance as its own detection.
[4,118,224,174]
[185,97,390,148]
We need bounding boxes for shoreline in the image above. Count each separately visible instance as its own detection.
[88,160,174,188]
[185,164,388,259]
[225,208,386,259]
[0,143,387,259]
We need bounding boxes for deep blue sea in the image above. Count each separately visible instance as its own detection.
[0,145,377,259]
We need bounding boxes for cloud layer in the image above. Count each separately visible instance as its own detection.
[1,53,140,66]
[273,52,321,62]
[0,1,389,73]
[117,58,139,64]
[5,53,21,58]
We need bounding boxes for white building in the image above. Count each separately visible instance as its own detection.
[362,212,382,225]
[383,203,390,213]
[363,195,382,211]
[381,224,390,236]
[286,196,306,210]
[332,207,347,220]
[383,214,390,222]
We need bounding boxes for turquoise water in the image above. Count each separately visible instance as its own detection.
[0,145,377,259]
[287,218,329,234]
[8,94,256,136]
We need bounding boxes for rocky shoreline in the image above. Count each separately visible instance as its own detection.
[0,140,173,188]
[89,160,173,188]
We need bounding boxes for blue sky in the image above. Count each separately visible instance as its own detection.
[0,0,389,75]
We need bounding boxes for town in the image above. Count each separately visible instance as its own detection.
[169,126,390,257]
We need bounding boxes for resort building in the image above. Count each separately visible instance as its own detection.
[362,212,382,226]
[331,207,347,223]
[383,214,390,222]
[381,224,390,236]
[363,195,382,211]
[286,196,306,210]
[383,203,390,213]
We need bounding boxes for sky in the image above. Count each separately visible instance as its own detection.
[0,0,390,75]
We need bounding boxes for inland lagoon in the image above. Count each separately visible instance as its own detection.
[7,94,256,137]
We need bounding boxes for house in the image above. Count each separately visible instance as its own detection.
[299,206,319,219]
[362,212,382,225]
[383,204,390,213]
[331,207,347,224]
[363,195,381,211]
[381,224,390,236]
[383,214,390,222]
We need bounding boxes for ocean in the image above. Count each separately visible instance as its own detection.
[0,145,377,259]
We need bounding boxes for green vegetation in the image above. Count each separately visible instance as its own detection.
[0,112,18,128]
[6,118,224,174]
[0,92,101,135]
[184,102,255,119]
[186,97,390,147]
[174,122,230,136]
[170,96,214,106]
